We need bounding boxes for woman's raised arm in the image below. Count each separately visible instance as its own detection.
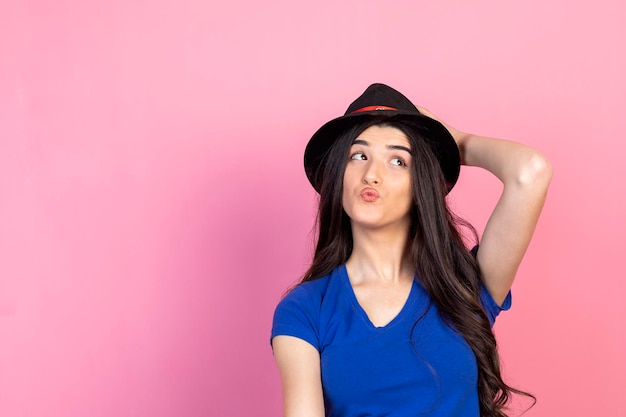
[418,106,553,305]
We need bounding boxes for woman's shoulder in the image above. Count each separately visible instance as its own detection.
[284,265,345,303]
[271,265,346,349]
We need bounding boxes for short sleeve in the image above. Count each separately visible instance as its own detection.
[471,244,512,327]
[271,285,320,351]
[479,284,511,327]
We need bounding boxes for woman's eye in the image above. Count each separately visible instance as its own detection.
[390,157,406,167]
[350,152,366,160]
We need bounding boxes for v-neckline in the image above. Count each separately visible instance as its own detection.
[340,264,417,329]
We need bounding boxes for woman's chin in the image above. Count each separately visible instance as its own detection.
[350,216,410,233]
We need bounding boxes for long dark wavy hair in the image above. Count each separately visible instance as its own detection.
[300,116,534,417]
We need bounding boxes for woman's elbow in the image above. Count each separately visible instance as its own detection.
[516,152,553,188]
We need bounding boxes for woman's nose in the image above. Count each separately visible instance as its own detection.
[363,160,382,185]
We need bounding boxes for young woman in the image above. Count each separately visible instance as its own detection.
[271,83,552,417]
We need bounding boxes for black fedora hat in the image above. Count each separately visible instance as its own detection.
[304,83,460,193]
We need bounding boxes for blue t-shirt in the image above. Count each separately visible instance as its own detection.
[271,264,511,417]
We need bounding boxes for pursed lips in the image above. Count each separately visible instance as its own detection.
[360,187,380,202]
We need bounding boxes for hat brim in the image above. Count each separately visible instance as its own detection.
[304,110,460,193]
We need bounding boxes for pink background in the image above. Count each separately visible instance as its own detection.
[1,1,624,416]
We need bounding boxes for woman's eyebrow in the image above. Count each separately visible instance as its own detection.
[388,144,412,155]
[352,139,412,155]
[352,139,412,154]
[352,139,369,146]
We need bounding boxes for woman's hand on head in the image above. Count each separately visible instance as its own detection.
[418,104,552,304]
[416,105,470,162]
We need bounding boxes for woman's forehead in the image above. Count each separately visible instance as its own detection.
[354,125,411,148]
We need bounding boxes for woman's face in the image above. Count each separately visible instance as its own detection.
[342,125,413,231]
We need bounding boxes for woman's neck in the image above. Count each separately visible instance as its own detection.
[346,224,413,285]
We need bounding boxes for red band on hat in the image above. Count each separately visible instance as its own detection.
[350,106,398,114]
